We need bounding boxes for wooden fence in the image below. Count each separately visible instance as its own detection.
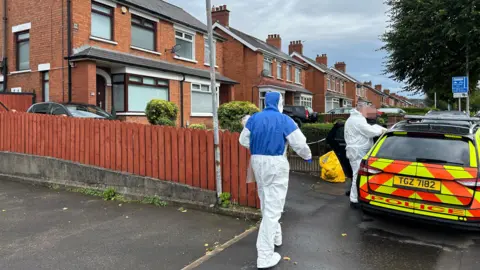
[0,93,35,112]
[0,112,258,208]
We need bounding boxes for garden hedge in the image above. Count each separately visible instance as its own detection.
[145,99,179,126]
[300,123,334,156]
[218,101,260,133]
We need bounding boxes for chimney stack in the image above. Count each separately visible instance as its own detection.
[316,54,328,66]
[288,40,303,55]
[334,61,346,72]
[384,89,390,95]
[266,34,282,50]
[375,84,382,91]
[211,5,230,27]
[364,81,372,86]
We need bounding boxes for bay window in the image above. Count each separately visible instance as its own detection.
[131,15,156,51]
[175,30,195,60]
[300,96,312,108]
[191,83,219,115]
[91,2,113,40]
[113,74,169,112]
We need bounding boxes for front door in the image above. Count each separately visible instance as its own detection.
[96,75,106,110]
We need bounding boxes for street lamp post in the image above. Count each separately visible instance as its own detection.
[206,0,222,200]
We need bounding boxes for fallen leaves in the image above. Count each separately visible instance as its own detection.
[341,233,347,237]
[283,256,291,261]
[178,207,188,213]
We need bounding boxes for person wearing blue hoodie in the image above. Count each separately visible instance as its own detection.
[239,92,312,269]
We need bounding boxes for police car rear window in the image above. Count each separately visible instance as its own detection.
[375,136,470,166]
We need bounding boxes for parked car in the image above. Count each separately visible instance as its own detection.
[358,116,480,229]
[426,110,468,117]
[377,108,406,115]
[27,102,115,120]
[283,105,317,126]
[327,107,353,114]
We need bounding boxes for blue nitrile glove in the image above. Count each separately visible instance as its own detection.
[306,159,312,163]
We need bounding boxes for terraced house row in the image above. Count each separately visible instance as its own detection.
[0,0,412,126]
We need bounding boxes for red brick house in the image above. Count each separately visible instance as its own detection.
[211,5,312,109]
[289,51,353,113]
[1,0,237,126]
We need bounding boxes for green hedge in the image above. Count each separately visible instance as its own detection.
[300,123,334,156]
[145,99,179,126]
[218,101,260,133]
[188,124,207,130]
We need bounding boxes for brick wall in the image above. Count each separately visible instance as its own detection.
[71,0,223,73]
[2,0,68,102]
[345,81,356,107]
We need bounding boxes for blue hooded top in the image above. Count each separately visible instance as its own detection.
[246,92,298,156]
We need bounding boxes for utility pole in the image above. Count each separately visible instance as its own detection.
[206,0,222,200]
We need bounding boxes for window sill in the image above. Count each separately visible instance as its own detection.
[295,82,303,86]
[286,80,293,83]
[90,36,118,45]
[116,112,146,116]
[191,113,213,117]
[130,46,161,55]
[9,70,32,75]
[263,75,274,78]
[204,63,219,68]
[174,56,198,64]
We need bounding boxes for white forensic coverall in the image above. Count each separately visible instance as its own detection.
[239,92,311,269]
[344,109,386,203]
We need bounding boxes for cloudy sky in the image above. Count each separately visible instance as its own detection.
[167,0,412,96]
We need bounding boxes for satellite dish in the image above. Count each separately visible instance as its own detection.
[171,44,181,54]
[261,69,270,77]
[165,44,182,56]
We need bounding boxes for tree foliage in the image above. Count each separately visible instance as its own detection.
[382,0,480,102]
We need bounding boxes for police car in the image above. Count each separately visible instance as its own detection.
[357,115,480,228]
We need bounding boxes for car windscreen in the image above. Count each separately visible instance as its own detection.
[66,105,111,119]
[375,135,470,166]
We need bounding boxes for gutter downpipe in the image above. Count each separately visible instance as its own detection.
[2,0,7,91]
[67,0,72,103]
[180,74,185,127]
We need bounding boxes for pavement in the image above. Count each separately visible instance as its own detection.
[2,174,480,270]
[195,173,480,270]
[0,180,254,270]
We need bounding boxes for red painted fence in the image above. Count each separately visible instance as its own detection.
[0,93,35,112]
[0,112,258,208]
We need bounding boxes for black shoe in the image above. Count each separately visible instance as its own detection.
[345,191,351,196]
[350,202,360,210]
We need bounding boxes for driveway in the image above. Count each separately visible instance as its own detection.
[0,180,253,270]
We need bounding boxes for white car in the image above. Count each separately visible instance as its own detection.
[378,108,406,115]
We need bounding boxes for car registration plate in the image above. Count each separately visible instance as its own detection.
[393,176,441,191]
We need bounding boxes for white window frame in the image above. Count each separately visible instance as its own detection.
[204,37,217,67]
[340,81,344,93]
[286,65,291,81]
[299,95,312,108]
[336,80,340,92]
[191,82,219,116]
[277,62,282,79]
[174,25,196,62]
[327,76,331,90]
[295,67,301,84]
[259,90,285,109]
[263,57,273,77]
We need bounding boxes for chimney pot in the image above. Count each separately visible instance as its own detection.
[288,40,303,55]
[316,54,328,66]
[266,34,282,50]
[211,4,230,26]
[334,61,346,72]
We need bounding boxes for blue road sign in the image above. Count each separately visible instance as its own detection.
[452,76,468,98]
[452,76,468,93]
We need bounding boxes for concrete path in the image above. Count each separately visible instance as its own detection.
[196,173,480,270]
[0,180,254,270]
